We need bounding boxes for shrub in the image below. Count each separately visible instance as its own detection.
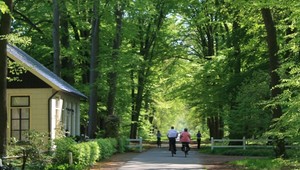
[45,163,87,170]
[53,137,100,168]
[89,141,101,163]
[96,138,118,160]
[70,141,100,166]
[6,130,52,170]
[70,142,90,166]
[117,137,127,153]
[53,137,77,164]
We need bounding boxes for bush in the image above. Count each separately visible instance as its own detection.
[89,141,101,162]
[45,163,87,170]
[53,137,100,168]
[53,137,77,164]
[117,137,127,153]
[6,130,52,170]
[96,138,118,160]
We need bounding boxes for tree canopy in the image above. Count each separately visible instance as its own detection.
[1,0,300,158]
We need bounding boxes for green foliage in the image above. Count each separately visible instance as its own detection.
[0,1,9,14]
[8,0,300,160]
[264,61,300,140]
[201,146,300,169]
[69,141,100,167]
[231,158,300,170]
[7,59,27,82]
[6,130,52,169]
[96,138,118,160]
[45,163,86,170]
[201,147,274,157]
[53,137,77,164]
[54,137,100,167]
[117,137,127,153]
[228,70,272,138]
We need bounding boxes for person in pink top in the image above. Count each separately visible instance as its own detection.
[180,128,191,152]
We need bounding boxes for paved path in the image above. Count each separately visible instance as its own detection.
[118,145,205,170]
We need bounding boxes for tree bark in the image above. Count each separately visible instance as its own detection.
[88,0,100,138]
[107,1,123,116]
[261,8,286,158]
[0,0,12,157]
[228,19,243,145]
[105,1,123,138]
[60,1,75,85]
[53,0,61,76]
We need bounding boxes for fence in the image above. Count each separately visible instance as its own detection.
[127,137,143,152]
[210,137,297,151]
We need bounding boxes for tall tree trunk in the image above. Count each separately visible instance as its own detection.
[88,0,100,138]
[129,1,166,139]
[53,0,61,76]
[207,114,224,138]
[228,19,243,145]
[105,1,123,138]
[205,23,224,139]
[130,69,135,137]
[261,8,286,158]
[0,0,12,157]
[130,67,146,139]
[60,1,75,84]
[107,1,123,116]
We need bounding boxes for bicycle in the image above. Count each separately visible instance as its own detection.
[182,143,189,157]
[169,138,176,157]
[157,138,161,148]
[170,143,174,157]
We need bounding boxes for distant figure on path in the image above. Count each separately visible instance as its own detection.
[156,130,162,147]
[196,130,202,149]
[167,126,178,154]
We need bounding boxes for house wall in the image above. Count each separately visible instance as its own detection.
[49,91,81,139]
[7,89,82,141]
[7,88,53,140]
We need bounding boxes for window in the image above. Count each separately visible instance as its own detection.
[11,96,30,141]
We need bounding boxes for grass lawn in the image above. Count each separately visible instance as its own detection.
[199,145,300,169]
[230,158,299,170]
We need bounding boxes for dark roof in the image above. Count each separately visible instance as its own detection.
[7,44,87,99]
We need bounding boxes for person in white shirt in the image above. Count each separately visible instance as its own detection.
[167,126,178,154]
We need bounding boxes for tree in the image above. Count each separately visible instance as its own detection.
[60,1,75,84]
[88,0,100,138]
[105,0,124,138]
[52,0,61,76]
[261,7,286,158]
[0,0,12,157]
[129,0,170,139]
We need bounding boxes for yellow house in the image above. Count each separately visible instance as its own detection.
[6,44,87,141]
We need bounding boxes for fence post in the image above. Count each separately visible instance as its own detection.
[69,152,73,165]
[243,136,246,150]
[139,137,143,152]
[211,137,214,151]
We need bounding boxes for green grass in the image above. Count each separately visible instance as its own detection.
[199,145,300,169]
[199,145,274,157]
[230,158,300,170]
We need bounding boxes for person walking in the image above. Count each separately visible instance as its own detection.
[156,130,162,148]
[196,130,202,149]
[167,126,178,154]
